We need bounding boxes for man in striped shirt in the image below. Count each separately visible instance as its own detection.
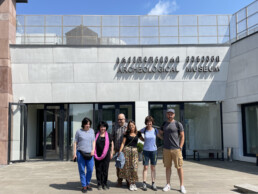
[112,113,128,187]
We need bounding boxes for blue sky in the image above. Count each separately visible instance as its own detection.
[17,0,255,15]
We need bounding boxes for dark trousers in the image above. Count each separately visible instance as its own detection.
[95,156,110,186]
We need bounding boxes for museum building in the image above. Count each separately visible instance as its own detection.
[0,0,257,164]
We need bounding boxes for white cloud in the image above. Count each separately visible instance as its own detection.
[148,0,178,15]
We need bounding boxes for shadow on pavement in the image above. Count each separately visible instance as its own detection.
[187,159,258,176]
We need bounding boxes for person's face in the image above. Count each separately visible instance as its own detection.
[100,125,106,133]
[167,112,175,120]
[146,121,153,128]
[83,122,91,130]
[129,122,136,133]
[118,115,125,126]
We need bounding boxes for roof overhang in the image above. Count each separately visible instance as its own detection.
[16,0,28,3]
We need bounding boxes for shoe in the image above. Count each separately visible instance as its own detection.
[97,185,102,190]
[81,186,87,193]
[163,184,171,192]
[133,184,137,191]
[116,180,122,187]
[86,185,92,191]
[102,185,107,190]
[180,186,187,193]
[151,182,157,191]
[129,184,134,191]
[142,182,147,191]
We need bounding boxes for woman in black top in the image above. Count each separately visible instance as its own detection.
[118,121,142,191]
[94,121,114,190]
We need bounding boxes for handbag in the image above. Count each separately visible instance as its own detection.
[79,150,92,160]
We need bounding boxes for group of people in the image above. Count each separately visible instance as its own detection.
[73,109,187,193]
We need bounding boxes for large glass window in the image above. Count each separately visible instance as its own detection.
[242,103,258,157]
[149,102,222,159]
[184,103,222,158]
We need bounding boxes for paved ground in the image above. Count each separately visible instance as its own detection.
[0,159,257,194]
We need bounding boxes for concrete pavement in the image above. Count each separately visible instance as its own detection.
[0,159,257,194]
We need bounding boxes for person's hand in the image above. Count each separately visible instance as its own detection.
[117,152,121,157]
[73,154,77,161]
[91,150,94,156]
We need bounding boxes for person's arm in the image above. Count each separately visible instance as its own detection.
[91,140,95,156]
[73,142,77,160]
[158,129,164,140]
[118,137,126,155]
[110,141,114,160]
[138,131,144,141]
[179,131,185,150]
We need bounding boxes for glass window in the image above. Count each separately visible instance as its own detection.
[17,15,25,26]
[247,13,258,28]
[179,15,197,25]
[120,38,139,45]
[198,15,217,26]
[120,16,139,26]
[217,15,229,25]
[199,37,217,44]
[140,16,158,26]
[160,37,178,44]
[159,16,178,26]
[160,27,178,36]
[102,27,119,37]
[179,26,198,36]
[237,8,246,22]
[102,16,119,26]
[69,104,94,158]
[198,26,217,36]
[184,103,222,158]
[140,27,159,37]
[237,19,247,33]
[46,16,62,26]
[218,26,229,36]
[46,27,62,36]
[247,1,258,17]
[243,103,258,156]
[83,16,101,26]
[63,16,82,26]
[140,37,159,44]
[26,16,45,26]
[120,27,139,37]
[179,37,198,44]
[230,15,237,40]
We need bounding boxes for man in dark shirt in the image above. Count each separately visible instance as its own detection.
[159,109,186,193]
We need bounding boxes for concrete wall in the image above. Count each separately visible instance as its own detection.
[223,32,258,163]
[10,45,230,104]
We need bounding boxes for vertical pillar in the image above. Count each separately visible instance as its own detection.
[0,0,16,164]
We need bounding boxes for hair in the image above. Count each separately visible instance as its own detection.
[145,116,154,125]
[81,117,92,128]
[126,120,137,135]
[97,121,109,131]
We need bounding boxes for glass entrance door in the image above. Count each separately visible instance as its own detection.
[43,104,68,160]
[98,103,134,133]
[8,103,27,163]
[149,103,184,157]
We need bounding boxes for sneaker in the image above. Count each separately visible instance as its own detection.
[133,184,137,191]
[180,186,187,194]
[142,182,147,191]
[97,185,102,190]
[163,184,171,192]
[129,184,134,191]
[86,185,92,191]
[151,182,157,191]
[102,185,107,190]
[81,186,87,193]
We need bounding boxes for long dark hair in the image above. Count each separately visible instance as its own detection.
[126,121,137,135]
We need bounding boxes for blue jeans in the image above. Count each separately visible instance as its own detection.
[77,150,94,187]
